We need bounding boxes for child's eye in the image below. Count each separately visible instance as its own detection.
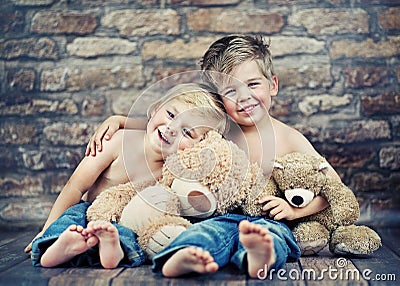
[182,128,193,138]
[248,82,260,88]
[223,89,235,97]
[167,110,175,119]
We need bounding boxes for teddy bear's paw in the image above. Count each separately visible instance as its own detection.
[330,225,382,255]
[298,238,328,256]
[146,225,187,259]
[332,243,365,256]
[292,221,329,255]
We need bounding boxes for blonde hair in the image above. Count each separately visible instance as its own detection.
[147,83,228,135]
[200,34,275,89]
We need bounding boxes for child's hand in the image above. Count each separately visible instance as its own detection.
[24,230,44,253]
[24,242,32,253]
[85,116,123,156]
[259,195,297,221]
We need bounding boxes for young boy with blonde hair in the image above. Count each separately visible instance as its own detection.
[27,83,227,269]
[84,34,342,278]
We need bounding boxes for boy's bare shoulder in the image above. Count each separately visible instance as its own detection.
[98,129,144,158]
[107,129,144,143]
[123,129,146,147]
[271,118,341,180]
[271,117,318,156]
[101,129,124,149]
[271,117,302,138]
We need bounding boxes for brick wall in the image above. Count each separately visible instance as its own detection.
[1,0,399,229]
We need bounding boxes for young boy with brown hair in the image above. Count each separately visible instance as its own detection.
[85,35,341,278]
[27,83,227,269]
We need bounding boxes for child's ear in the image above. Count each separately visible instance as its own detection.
[270,75,279,97]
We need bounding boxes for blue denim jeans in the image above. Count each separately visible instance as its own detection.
[31,202,145,268]
[152,213,300,273]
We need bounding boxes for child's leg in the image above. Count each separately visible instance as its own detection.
[152,214,243,274]
[112,223,145,267]
[238,220,275,278]
[231,217,301,278]
[31,202,92,267]
[40,224,98,267]
[162,246,219,277]
[83,220,124,269]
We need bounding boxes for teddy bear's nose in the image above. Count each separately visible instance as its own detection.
[291,196,304,206]
[188,190,211,212]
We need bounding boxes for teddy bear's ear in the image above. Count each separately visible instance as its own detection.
[204,130,220,139]
[318,162,329,174]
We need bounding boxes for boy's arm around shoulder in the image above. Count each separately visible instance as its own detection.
[86,115,147,156]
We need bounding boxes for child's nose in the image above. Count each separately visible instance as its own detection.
[238,95,251,102]
[166,126,177,137]
[237,87,252,102]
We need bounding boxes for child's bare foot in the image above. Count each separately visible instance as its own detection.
[162,246,219,277]
[84,220,124,269]
[40,224,98,267]
[239,220,276,279]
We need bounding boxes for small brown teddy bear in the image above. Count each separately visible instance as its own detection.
[273,152,382,255]
[86,130,279,258]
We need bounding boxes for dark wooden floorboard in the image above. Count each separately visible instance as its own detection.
[114,264,251,286]
[350,245,400,286]
[0,230,35,273]
[0,259,66,286]
[0,227,399,285]
[49,267,123,286]
[376,228,400,257]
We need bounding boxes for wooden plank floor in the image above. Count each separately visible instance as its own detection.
[0,227,399,286]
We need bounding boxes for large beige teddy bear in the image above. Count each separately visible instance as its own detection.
[87,130,279,258]
[272,152,382,255]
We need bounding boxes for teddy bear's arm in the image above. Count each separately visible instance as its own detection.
[86,182,137,222]
[319,179,360,226]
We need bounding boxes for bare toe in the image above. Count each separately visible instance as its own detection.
[162,247,219,277]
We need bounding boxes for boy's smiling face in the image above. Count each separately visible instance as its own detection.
[218,60,278,127]
[146,99,216,157]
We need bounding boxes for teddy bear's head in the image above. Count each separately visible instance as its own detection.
[159,130,255,217]
[273,152,330,208]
